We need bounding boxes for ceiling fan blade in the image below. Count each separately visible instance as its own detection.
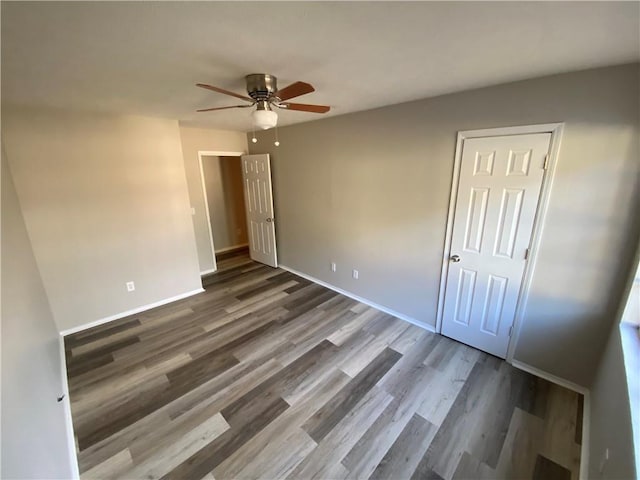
[196,104,254,112]
[275,81,315,101]
[196,83,253,102]
[279,102,330,113]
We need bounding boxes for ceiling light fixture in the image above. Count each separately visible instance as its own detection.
[252,100,277,130]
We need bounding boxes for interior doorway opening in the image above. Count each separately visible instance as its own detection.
[197,151,279,274]
[200,154,249,270]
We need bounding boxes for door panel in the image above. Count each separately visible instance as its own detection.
[494,188,524,258]
[453,269,476,326]
[479,274,508,335]
[463,187,489,253]
[441,133,551,358]
[241,154,278,268]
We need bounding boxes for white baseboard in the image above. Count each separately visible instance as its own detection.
[510,359,588,395]
[59,288,205,337]
[510,359,590,480]
[215,243,249,254]
[58,336,80,479]
[200,268,217,276]
[279,264,436,333]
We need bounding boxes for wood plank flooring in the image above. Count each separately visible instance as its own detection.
[65,248,582,480]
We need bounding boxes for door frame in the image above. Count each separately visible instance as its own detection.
[435,123,564,363]
[197,150,245,275]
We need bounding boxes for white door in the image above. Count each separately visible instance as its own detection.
[441,133,551,358]
[241,154,278,268]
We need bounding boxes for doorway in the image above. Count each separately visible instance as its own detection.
[198,152,279,272]
[200,154,249,264]
[437,124,563,360]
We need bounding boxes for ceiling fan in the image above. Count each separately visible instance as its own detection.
[196,74,330,129]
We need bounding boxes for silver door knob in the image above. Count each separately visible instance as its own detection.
[266,218,273,223]
[450,255,461,263]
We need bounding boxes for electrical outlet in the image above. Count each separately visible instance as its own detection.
[190,207,196,215]
[331,262,337,272]
[352,269,359,280]
[126,281,135,292]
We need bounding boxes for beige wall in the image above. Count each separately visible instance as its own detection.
[250,63,640,387]
[178,126,248,272]
[3,108,202,332]
[202,156,248,252]
[1,153,76,478]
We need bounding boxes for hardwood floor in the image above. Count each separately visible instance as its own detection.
[65,248,582,480]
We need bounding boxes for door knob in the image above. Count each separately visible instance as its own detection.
[450,255,461,263]
[266,218,273,223]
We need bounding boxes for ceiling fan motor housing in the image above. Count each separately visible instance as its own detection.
[246,74,278,101]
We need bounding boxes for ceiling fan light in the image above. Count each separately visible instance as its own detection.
[252,109,278,130]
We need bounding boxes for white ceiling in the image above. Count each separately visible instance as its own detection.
[2,2,638,132]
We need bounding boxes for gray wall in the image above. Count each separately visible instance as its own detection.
[588,326,636,479]
[589,240,639,480]
[1,153,76,478]
[179,126,248,273]
[250,63,640,387]
[202,156,248,252]
[3,108,202,332]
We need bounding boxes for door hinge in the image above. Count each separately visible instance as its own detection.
[509,325,513,337]
[524,248,530,260]
[543,154,549,170]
